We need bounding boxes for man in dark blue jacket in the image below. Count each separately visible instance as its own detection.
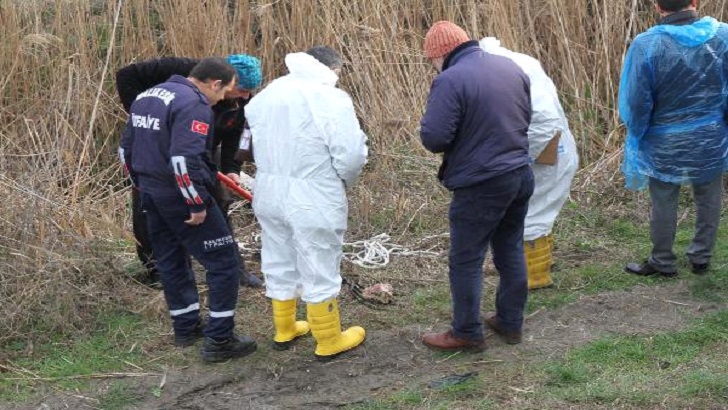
[119,58,257,363]
[116,54,264,288]
[419,21,534,351]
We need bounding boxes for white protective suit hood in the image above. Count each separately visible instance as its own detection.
[285,52,340,86]
[480,37,578,241]
[480,37,563,160]
[245,51,368,303]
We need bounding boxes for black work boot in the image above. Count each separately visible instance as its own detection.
[240,268,264,288]
[691,262,710,275]
[138,269,163,289]
[625,261,677,278]
[174,320,205,348]
[233,247,263,288]
[200,334,257,363]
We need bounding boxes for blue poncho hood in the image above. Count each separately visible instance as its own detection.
[646,17,719,47]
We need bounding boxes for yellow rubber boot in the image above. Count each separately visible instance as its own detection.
[306,299,365,359]
[525,234,554,290]
[271,299,310,350]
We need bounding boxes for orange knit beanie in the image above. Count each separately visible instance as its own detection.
[423,21,470,59]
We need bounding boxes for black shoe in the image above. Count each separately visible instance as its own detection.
[200,334,257,363]
[625,262,677,278]
[174,320,205,348]
[691,262,710,275]
[240,270,264,288]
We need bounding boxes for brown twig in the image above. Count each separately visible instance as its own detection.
[3,372,161,382]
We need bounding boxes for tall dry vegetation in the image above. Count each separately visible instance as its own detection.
[1,0,726,344]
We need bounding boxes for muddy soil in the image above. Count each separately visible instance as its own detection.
[20,281,725,410]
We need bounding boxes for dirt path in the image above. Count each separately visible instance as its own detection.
[24,281,725,410]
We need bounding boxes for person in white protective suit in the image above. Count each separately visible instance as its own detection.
[480,37,579,289]
[244,46,369,359]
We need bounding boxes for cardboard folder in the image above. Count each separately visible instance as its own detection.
[535,130,561,166]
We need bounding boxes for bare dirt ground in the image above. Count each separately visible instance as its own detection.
[20,280,725,410]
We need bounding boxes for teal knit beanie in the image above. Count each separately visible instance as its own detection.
[226,54,262,90]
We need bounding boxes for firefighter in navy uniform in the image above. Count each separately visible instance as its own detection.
[115,54,264,288]
[119,57,257,363]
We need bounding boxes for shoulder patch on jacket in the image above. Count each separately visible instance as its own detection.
[191,120,209,136]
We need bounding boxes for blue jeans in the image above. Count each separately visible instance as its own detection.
[141,192,241,340]
[448,166,534,341]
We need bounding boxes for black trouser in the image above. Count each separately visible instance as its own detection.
[131,181,239,277]
[132,188,156,275]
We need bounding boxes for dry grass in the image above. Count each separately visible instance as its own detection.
[1,0,726,345]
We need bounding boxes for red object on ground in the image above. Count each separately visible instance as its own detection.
[217,172,253,202]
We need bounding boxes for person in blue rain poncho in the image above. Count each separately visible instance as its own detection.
[619,0,728,277]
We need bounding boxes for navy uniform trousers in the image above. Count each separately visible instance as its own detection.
[141,192,240,340]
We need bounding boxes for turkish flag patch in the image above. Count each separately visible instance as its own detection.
[191,120,209,136]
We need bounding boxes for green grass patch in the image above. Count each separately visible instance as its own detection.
[348,400,394,410]
[543,310,728,405]
[605,217,644,241]
[529,204,728,312]
[690,269,728,303]
[681,369,728,398]
[97,381,145,410]
[349,373,487,410]
[0,311,150,403]
[391,389,424,406]
[386,284,452,326]
[412,285,451,312]
[526,261,665,313]
[689,229,728,302]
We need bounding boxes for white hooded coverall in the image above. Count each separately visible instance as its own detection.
[480,37,579,241]
[245,53,368,303]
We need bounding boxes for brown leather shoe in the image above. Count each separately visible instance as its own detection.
[484,312,522,344]
[422,330,485,352]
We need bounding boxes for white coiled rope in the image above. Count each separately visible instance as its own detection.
[342,233,441,269]
[237,232,445,269]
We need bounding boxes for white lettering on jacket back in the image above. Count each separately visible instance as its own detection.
[131,114,161,130]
